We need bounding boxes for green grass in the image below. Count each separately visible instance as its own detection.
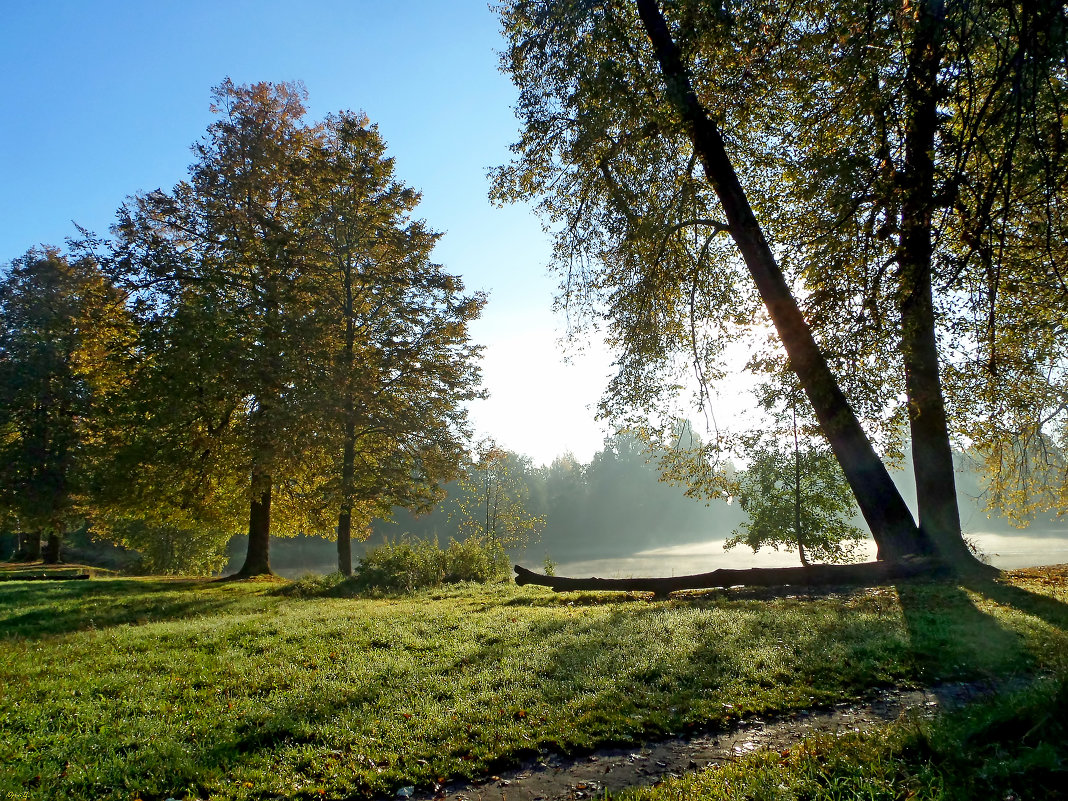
[617,674,1068,801]
[0,567,1066,800]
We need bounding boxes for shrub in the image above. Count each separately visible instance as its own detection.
[105,518,231,575]
[442,535,510,583]
[353,536,443,593]
[352,535,509,593]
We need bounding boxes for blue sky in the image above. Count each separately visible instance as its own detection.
[0,1,616,464]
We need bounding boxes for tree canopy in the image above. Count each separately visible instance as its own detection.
[492,0,1068,571]
[107,80,485,576]
[0,248,132,562]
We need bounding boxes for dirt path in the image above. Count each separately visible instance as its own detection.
[415,681,1011,801]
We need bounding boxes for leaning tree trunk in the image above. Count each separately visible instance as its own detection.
[42,532,62,564]
[236,469,273,577]
[635,0,930,562]
[897,0,983,571]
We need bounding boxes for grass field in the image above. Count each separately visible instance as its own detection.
[1,566,1066,800]
[619,673,1068,801]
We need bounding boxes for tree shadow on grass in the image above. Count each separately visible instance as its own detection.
[961,566,1068,633]
[204,570,1068,798]
[168,607,703,797]
[894,579,1035,686]
[893,567,1068,711]
[498,596,918,732]
[0,578,265,639]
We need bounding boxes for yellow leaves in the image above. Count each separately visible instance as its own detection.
[900,0,922,22]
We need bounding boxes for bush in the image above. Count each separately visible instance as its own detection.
[442,536,510,583]
[105,519,231,575]
[352,535,509,593]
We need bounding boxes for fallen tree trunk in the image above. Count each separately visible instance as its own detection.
[514,558,949,596]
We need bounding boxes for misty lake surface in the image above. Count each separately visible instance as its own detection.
[556,530,1068,577]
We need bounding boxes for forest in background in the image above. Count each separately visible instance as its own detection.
[7,420,1061,576]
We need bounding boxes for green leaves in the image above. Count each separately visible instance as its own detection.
[728,444,866,566]
[106,82,486,573]
[450,442,546,549]
[494,0,1068,555]
[0,248,133,540]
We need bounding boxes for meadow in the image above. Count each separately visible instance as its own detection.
[1,566,1066,800]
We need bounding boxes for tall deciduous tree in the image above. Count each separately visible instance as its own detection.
[493,0,1067,573]
[728,392,866,567]
[450,443,546,548]
[113,81,485,577]
[0,248,132,563]
[728,0,1068,564]
[114,80,337,576]
[744,0,1068,540]
[307,114,486,575]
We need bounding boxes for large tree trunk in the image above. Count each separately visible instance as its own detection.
[237,274,281,580]
[897,0,982,571]
[237,469,273,577]
[42,532,62,564]
[337,275,357,578]
[337,509,353,576]
[514,559,945,596]
[336,405,356,576]
[635,0,930,562]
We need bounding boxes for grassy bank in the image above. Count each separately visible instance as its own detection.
[1,567,1066,800]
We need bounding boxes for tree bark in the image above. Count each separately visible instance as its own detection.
[336,406,357,576]
[514,559,946,596]
[897,0,982,571]
[635,0,929,561]
[337,507,353,576]
[237,469,273,576]
[42,532,62,564]
[337,266,357,577]
[237,265,281,580]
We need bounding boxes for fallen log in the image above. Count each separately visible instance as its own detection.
[514,557,948,596]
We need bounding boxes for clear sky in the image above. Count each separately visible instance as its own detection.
[0,1,617,465]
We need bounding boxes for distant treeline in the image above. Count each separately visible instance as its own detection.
[376,432,747,561]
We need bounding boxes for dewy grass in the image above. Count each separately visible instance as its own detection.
[0,567,1065,800]
[617,674,1068,801]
